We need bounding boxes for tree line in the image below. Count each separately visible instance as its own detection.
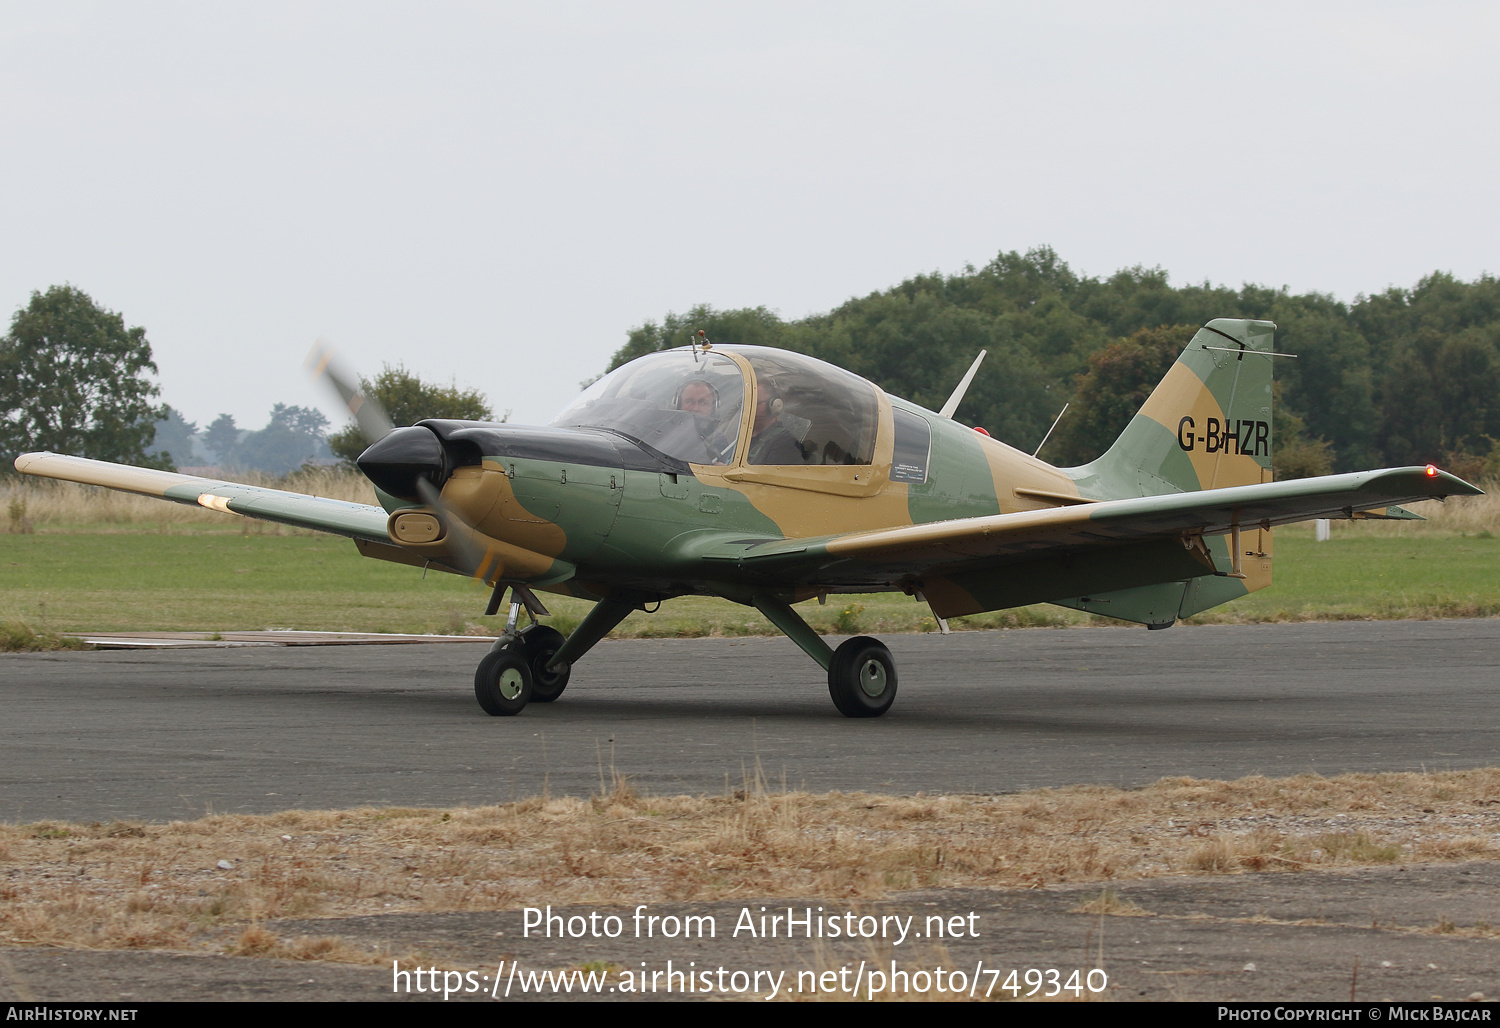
[155,367,494,473]
[611,247,1500,480]
[5,251,1498,483]
[0,286,493,474]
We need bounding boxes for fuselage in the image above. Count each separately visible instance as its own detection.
[356,345,1086,603]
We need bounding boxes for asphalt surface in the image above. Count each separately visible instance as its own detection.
[4,618,1500,1003]
[3,618,1498,822]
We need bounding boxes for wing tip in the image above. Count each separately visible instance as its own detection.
[1402,465,1485,497]
[14,451,55,474]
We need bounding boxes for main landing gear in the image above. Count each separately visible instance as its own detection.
[750,592,898,718]
[474,588,899,718]
[827,635,897,717]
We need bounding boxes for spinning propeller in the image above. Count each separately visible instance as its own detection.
[305,339,493,581]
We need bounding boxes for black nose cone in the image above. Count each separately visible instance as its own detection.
[357,426,450,501]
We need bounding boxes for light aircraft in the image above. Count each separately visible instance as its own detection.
[14,319,1482,717]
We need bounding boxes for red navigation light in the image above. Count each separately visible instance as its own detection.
[973,426,990,436]
[1425,464,1438,477]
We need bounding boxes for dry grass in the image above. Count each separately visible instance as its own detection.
[1072,889,1153,917]
[1425,916,1500,939]
[2,469,377,532]
[1,769,1497,959]
[226,925,389,964]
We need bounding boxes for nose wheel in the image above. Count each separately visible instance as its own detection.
[474,625,572,715]
[827,636,897,717]
[474,650,533,715]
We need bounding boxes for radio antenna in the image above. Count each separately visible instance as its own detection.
[1033,402,1069,458]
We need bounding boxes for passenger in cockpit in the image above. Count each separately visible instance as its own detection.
[747,376,804,465]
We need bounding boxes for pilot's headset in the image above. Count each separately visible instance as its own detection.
[756,377,784,418]
[674,377,719,415]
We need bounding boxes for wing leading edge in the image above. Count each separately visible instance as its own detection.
[13,452,391,542]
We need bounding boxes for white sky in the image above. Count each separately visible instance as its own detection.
[2,1,1496,431]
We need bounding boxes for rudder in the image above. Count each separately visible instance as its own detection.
[1068,318,1276,500]
[1054,319,1278,623]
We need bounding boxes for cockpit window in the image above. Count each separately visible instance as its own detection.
[890,407,931,483]
[547,351,745,466]
[741,350,879,466]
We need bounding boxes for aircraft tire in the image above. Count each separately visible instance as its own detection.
[827,636,897,718]
[474,650,533,716]
[519,625,570,703]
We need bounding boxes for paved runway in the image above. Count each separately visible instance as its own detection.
[3,619,1497,822]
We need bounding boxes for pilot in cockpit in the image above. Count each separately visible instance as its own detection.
[677,379,718,417]
[676,378,732,464]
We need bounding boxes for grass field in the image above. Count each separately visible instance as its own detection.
[2,474,1496,638]
[3,770,1498,956]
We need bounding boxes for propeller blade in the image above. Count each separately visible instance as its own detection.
[305,337,394,445]
[415,476,494,582]
[307,340,497,584]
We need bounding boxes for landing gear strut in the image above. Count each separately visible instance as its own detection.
[750,592,898,718]
[473,587,904,718]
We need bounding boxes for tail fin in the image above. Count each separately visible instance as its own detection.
[1069,318,1277,500]
[1054,319,1279,625]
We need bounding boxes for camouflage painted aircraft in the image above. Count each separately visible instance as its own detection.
[14,319,1483,718]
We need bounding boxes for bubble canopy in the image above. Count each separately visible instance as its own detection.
[549,347,883,469]
[548,351,746,467]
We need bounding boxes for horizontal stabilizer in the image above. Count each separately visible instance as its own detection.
[1355,504,1423,520]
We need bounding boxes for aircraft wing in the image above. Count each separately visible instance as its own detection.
[13,452,392,542]
[700,466,1482,582]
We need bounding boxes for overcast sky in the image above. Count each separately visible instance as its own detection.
[2,1,1495,431]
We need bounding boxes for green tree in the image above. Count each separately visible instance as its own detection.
[329,364,496,463]
[1047,324,1195,465]
[203,413,241,466]
[228,404,333,474]
[146,406,202,467]
[268,403,329,439]
[1270,299,1378,471]
[608,305,785,370]
[1271,383,1335,480]
[0,286,169,467]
